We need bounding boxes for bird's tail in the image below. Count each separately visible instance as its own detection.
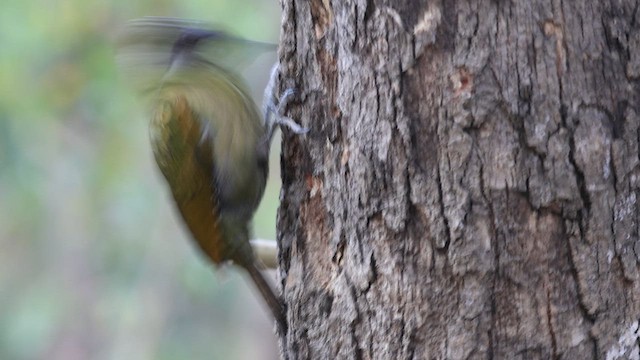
[244,262,287,334]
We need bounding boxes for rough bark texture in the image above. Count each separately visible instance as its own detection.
[276,0,640,359]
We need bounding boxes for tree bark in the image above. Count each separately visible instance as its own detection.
[276,0,640,359]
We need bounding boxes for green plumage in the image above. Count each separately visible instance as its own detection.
[118,17,286,331]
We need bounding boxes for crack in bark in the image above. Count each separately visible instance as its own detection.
[480,155,500,360]
[546,285,559,359]
[564,106,593,243]
[436,123,452,251]
[344,272,365,360]
[564,220,598,360]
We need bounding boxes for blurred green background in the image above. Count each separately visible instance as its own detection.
[0,1,284,359]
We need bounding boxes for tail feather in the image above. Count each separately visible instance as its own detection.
[244,262,287,333]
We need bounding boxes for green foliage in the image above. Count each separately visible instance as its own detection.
[0,1,282,359]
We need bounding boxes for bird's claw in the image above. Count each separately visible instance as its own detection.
[265,87,308,135]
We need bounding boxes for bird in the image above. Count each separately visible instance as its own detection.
[117,17,306,333]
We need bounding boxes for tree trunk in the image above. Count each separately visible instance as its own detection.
[275,0,640,359]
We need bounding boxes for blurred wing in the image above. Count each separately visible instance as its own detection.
[116,17,276,94]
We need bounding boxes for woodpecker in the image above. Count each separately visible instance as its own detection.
[118,17,305,333]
